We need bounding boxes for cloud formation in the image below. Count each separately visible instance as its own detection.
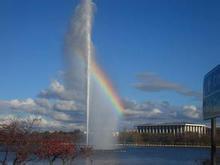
[53,100,77,111]
[0,85,86,132]
[38,80,83,101]
[9,98,36,109]
[0,96,203,131]
[121,98,202,129]
[0,79,203,131]
[133,72,202,100]
[38,80,65,99]
[182,105,201,119]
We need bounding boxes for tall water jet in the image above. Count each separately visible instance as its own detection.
[64,0,122,149]
[82,0,93,146]
[64,0,94,145]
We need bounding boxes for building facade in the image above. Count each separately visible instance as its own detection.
[137,123,207,135]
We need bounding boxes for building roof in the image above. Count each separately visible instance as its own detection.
[137,122,207,127]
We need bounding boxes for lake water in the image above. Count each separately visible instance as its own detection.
[2,146,216,164]
[74,146,214,165]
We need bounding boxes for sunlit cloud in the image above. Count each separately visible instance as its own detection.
[120,98,203,129]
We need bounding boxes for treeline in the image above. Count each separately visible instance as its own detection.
[118,130,220,146]
[33,129,86,144]
[0,119,91,165]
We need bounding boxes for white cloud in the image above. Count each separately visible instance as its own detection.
[53,100,77,111]
[38,80,65,99]
[38,80,83,101]
[35,98,51,109]
[124,108,162,117]
[51,80,65,93]
[9,98,36,109]
[0,113,84,131]
[51,111,72,122]
[0,97,84,131]
[183,105,200,119]
[0,96,203,131]
[149,108,162,116]
[121,99,203,129]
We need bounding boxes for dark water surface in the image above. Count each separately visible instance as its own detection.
[74,146,214,165]
[2,146,217,164]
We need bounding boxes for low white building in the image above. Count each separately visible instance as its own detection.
[137,123,207,135]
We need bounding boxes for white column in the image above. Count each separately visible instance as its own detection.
[177,126,179,134]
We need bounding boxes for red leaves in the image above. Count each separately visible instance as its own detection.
[35,139,76,162]
[0,120,89,164]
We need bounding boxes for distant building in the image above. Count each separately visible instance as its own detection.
[137,123,207,135]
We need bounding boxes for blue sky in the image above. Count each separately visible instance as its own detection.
[0,0,220,129]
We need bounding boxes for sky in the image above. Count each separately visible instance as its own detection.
[0,0,220,130]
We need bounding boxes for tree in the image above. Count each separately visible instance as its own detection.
[35,138,76,165]
[0,119,39,165]
[0,119,91,165]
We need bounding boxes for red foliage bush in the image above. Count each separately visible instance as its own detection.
[35,139,76,164]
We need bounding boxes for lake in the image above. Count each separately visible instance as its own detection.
[2,146,216,164]
[73,146,214,165]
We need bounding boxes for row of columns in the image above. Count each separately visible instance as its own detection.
[138,125,207,135]
[184,125,207,134]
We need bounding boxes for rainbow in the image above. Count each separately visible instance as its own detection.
[91,61,124,115]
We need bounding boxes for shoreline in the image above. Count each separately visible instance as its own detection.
[116,144,220,149]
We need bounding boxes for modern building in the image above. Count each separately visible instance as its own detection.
[137,123,207,135]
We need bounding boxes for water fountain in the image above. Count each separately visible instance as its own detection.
[64,0,123,150]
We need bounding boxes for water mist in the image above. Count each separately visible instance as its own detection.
[64,0,119,150]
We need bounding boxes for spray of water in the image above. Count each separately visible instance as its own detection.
[65,0,118,149]
[83,0,93,146]
[64,0,94,142]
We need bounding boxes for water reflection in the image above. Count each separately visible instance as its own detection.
[74,147,215,165]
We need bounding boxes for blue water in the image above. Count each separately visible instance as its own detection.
[1,146,216,164]
[74,147,213,165]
